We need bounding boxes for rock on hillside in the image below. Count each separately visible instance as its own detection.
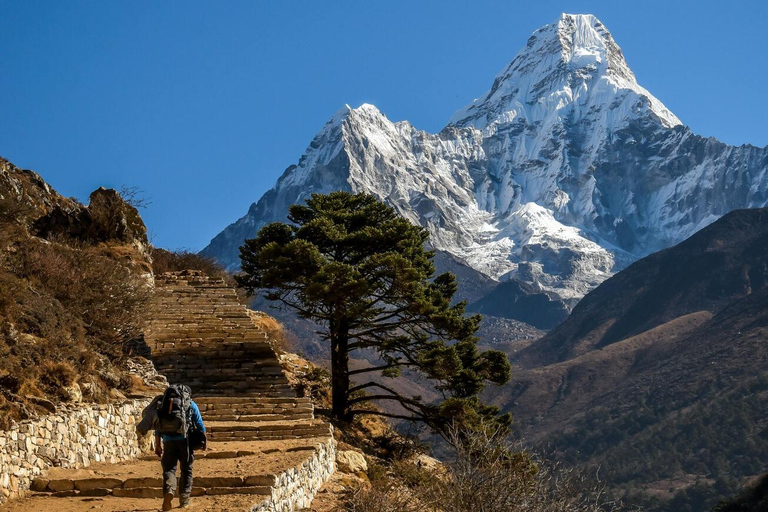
[1,156,149,254]
[467,279,569,329]
[0,156,77,226]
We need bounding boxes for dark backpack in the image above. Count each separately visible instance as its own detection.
[156,384,192,436]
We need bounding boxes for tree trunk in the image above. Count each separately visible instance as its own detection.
[330,318,352,422]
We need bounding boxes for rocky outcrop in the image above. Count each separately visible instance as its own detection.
[0,157,75,226]
[33,187,149,253]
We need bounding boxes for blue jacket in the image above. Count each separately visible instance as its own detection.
[157,400,205,442]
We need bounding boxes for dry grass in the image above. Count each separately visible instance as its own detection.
[151,248,228,280]
[344,426,627,512]
[249,311,289,353]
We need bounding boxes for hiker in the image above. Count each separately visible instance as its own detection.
[154,384,206,510]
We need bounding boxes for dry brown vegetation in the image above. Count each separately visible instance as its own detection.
[151,248,228,280]
[344,427,626,512]
[0,234,152,427]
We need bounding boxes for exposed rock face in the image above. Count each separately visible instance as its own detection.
[202,13,768,306]
[34,187,149,252]
[0,156,148,253]
[0,157,76,226]
[335,450,367,474]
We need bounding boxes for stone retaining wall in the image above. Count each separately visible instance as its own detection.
[0,398,151,503]
[252,436,336,512]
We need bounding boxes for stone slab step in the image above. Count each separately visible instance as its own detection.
[206,420,331,442]
[195,397,311,405]
[203,413,314,422]
[181,392,298,399]
[31,485,272,499]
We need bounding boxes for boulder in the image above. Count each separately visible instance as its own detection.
[60,383,82,403]
[336,450,367,474]
[74,477,123,491]
[46,479,74,492]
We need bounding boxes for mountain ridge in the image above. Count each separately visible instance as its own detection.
[202,13,768,313]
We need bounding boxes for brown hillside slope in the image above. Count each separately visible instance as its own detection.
[518,208,768,367]
[489,209,768,510]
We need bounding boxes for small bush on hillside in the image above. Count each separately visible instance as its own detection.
[151,248,227,279]
[249,312,290,353]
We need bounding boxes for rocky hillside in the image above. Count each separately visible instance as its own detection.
[485,208,768,510]
[0,156,153,427]
[202,13,768,328]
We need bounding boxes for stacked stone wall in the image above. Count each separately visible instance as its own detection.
[0,398,151,503]
[251,436,336,512]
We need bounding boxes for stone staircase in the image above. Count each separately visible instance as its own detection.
[7,271,335,511]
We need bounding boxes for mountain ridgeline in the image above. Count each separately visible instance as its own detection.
[202,13,768,328]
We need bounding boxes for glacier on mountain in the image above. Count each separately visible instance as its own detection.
[202,13,768,304]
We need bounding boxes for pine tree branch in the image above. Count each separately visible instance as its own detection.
[348,394,425,407]
[351,409,425,422]
[347,362,415,376]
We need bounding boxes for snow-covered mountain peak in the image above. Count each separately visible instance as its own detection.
[203,15,768,312]
[449,13,681,131]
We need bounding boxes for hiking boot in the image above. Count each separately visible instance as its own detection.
[179,495,190,508]
[162,492,174,511]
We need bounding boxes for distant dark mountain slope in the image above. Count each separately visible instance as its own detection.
[467,280,569,329]
[518,208,768,366]
[715,473,768,512]
[431,249,497,304]
[477,208,768,510]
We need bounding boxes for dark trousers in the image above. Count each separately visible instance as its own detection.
[161,439,194,497]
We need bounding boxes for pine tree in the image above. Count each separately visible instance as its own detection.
[236,192,511,433]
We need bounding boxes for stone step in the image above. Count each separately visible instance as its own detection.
[152,337,270,347]
[191,391,297,398]
[33,481,273,498]
[161,381,292,390]
[206,420,331,442]
[159,371,288,380]
[155,362,282,370]
[195,397,311,405]
[158,364,285,373]
[151,340,270,351]
[153,349,274,358]
[203,413,314,422]
[159,369,285,378]
[201,406,313,415]
[200,405,313,415]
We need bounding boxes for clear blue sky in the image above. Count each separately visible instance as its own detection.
[1,1,766,250]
